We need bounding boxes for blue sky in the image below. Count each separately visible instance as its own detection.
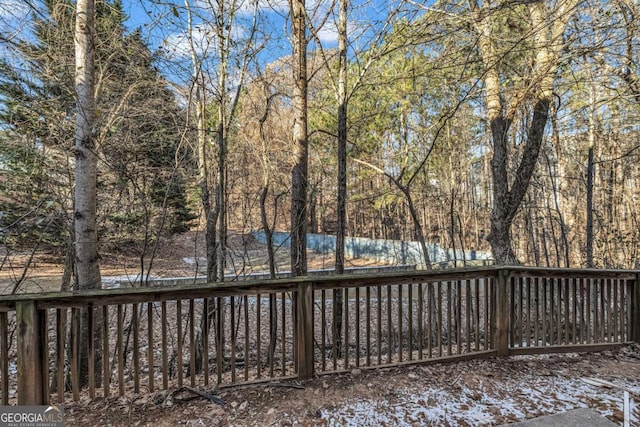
[0,0,409,91]
[110,0,405,88]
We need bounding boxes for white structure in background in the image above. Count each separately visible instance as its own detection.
[252,231,492,269]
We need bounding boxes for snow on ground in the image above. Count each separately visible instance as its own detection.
[321,374,638,426]
[102,274,158,288]
[65,346,640,427]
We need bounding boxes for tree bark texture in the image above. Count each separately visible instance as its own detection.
[74,0,100,290]
[290,0,308,276]
[74,0,102,387]
[470,0,578,264]
[335,0,348,276]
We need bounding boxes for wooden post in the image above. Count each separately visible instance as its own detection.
[630,273,640,343]
[494,269,510,357]
[296,282,314,379]
[16,301,48,405]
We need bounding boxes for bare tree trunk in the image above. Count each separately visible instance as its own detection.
[470,0,578,265]
[335,0,348,276]
[185,0,217,283]
[290,0,308,277]
[74,0,101,293]
[449,189,457,267]
[548,105,571,267]
[330,0,349,359]
[586,78,597,267]
[257,83,277,279]
[74,0,101,387]
[216,0,228,282]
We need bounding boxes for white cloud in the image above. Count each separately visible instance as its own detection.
[162,27,214,60]
[231,0,289,16]
[315,18,361,45]
[317,25,339,44]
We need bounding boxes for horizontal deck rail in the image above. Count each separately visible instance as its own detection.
[0,266,638,405]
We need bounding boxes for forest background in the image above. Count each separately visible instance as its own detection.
[1,0,639,294]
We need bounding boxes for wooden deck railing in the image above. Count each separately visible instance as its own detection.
[0,266,638,405]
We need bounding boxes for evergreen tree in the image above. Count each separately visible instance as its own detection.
[0,0,195,272]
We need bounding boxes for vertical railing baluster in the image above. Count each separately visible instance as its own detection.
[268,294,274,378]
[585,279,595,344]
[0,312,7,405]
[613,280,619,342]
[475,279,480,352]
[457,280,462,355]
[132,303,140,393]
[518,277,524,348]
[366,286,371,366]
[377,285,382,365]
[216,297,223,385]
[344,287,350,369]
[483,278,489,350]
[625,278,630,341]
[578,278,584,344]
[542,278,548,346]
[203,298,209,386]
[281,292,286,376]
[71,307,79,402]
[355,287,360,367]
[564,277,570,345]
[466,279,471,353]
[102,305,109,398]
[161,301,168,390]
[56,309,65,403]
[230,297,236,383]
[600,279,606,343]
[176,301,183,387]
[571,278,578,344]
[244,295,249,382]
[418,283,423,359]
[594,278,600,342]
[509,277,515,348]
[320,290,326,372]
[387,285,392,363]
[189,299,196,387]
[88,305,95,398]
[428,282,433,357]
[556,277,562,345]
[408,283,413,361]
[525,278,531,348]
[148,302,154,392]
[534,278,539,347]
[437,281,443,357]
[332,290,337,371]
[256,294,262,379]
[398,284,403,363]
[607,279,613,342]
[117,305,124,397]
[41,310,49,403]
[550,278,556,345]
[447,281,452,356]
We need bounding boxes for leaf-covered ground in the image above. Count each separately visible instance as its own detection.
[65,345,640,426]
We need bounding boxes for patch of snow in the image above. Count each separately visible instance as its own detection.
[320,374,639,426]
[182,257,206,266]
[102,275,158,289]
